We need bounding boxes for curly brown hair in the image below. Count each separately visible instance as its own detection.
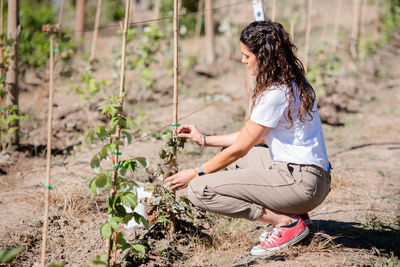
[240,21,315,128]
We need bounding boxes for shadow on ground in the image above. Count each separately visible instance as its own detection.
[233,219,400,267]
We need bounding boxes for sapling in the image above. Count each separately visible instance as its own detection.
[86,94,148,265]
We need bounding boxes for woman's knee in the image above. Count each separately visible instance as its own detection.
[187,178,209,209]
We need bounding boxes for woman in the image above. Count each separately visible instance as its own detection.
[165,21,331,256]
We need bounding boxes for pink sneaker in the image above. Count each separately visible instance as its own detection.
[252,218,309,256]
[259,214,312,243]
[298,213,312,227]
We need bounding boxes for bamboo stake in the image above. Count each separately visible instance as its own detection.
[168,0,180,235]
[153,0,161,20]
[0,0,4,108]
[245,70,251,119]
[373,0,380,40]
[271,0,276,22]
[351,0,362,58]
[205,0,215,64]
[74,0,86,38]
[195,0,204,41]
[57,0,64,27]
[40,33,55,267]
[320,10,328,44]
[290,20,295,42]
[106,0,131,265]
[304,0,312,72]
[89,0,102,62]
[331,0,342,53]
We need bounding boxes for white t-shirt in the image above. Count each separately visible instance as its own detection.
[250,82,330,171]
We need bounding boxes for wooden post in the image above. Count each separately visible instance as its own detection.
[74,0,86,38]
[303,0,312,72]
[5,0,19,145]
[320,10,328,44]
[153,0,161,20]
[40,32,56,267]
[271,0,277,22]
[351,0,362,58]
[107,0,131,265]
[373,0,380,40]
[195,0,204,40]
[0,0,4,107]
[205,0,215,64]
[57,0,65,27]
[245,70,252,119]
[290,20,295,42]
[331,0,342,53]
[89,0,102,62]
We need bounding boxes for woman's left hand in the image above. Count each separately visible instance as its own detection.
[164,169,197,190]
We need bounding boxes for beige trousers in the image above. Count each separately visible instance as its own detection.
[187,146,331,221]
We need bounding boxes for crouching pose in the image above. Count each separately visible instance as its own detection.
[165,21,331,256]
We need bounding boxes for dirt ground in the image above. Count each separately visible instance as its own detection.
[1,5,400,266]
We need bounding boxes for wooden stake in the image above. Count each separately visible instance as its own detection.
[245,70,251,119]
[106,0,132,265]
[40,34,55,267]
[89,0,102,62]
[57,0,65,27]
[195,0,204,40]
[74,0,86,38]
[153,0,161,20]
[5,0,19,146]
[303,0,312,72]
[320,10,328,44]
[351,0,362,58]
[373,0,380,40]
[271,0,277,22]
[290,20,295,42]
[0,0,4,108]
[331,0,342,53]
[205,0,215,64]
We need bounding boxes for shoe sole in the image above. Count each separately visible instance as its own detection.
[259,220,312,242]
[252,226,310,256]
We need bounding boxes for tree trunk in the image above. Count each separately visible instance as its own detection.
[5,0,20,146]
[74,0,86,38]
[205,0,215,64]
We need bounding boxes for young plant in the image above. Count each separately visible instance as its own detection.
[145,129,193,230]
[0,105,24,151]
[128,23,163,90]
[70,67,111,102]
[86,93,148,264]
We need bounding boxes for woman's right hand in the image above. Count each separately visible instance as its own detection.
[177,124,203,146]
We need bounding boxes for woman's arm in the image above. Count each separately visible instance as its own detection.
[200,120,268,174]
[177,125,265,148]
[165,120,269,190]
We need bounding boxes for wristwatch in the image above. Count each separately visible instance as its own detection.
[198,165,206,176]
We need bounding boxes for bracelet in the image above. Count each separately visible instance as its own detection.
[198,165,206,176]
[201,134,207,149]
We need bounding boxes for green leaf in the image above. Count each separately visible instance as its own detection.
[100,222,112,238]
[90,155,100,169]
[86,129,95,144]
[95,173,108,188]
[110,140,124,151]
[121,160,137,173]
[134,157,148,169]
[89,178,98,195]
[131,244,146,254]
[185,210,194,221]
[110,216,124,224]
[125,117,136,128]
[119,192,137,209]
[0,246,24,263]
[109,220,119,230]
[121,131,132,144]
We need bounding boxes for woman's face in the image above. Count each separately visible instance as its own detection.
[240,42,258,76]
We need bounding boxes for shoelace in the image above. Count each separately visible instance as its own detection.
[262,227,283,247]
